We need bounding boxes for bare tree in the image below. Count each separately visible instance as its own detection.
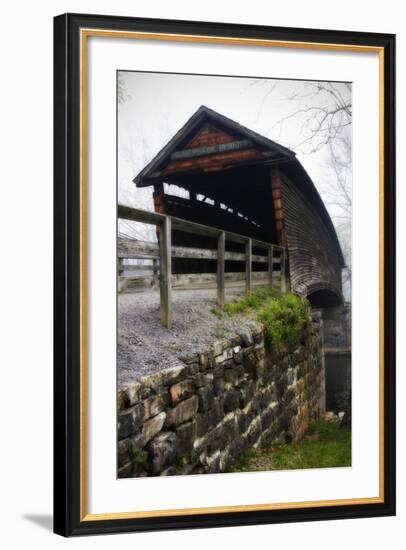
[269,81,352,155]
[323,133,352,298]
[268,81,352,299]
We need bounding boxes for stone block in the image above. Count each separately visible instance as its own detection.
[227,435,246,462]
[169,379,195,406]
[205,451,221,474]
[245,418,262,447]
[259,387,274,410]
[118,403,144,439]
[238,411,249,434]
[208,417,238,453]
[239,380,256,408]
[161,364,188,386]
[260,407,274,430]
[195,372,213,388]
[143,394,168,419]
[139,371,165,395]
[223,389,241,413]
[117,438,130,468]
[199,353,209,370]
[208,399,224,428]
[213,340,223,356]
[196,412,209,437]
[176,419,197,455]
[142,411,166,444]
[165,395,199,427]
[148,431,177,474]
[197,385,215,412]
[179,352,198,365]
[207,351,216,369]
[125,381,144,406]
[224,365,244,387]
[187,363,200,376]
[206,425,225,454]
[213,364,225,379]
[213,376,225,396]
[117,430,146,468]
[215,347,234,365]
[234,349,244,364]
[243,349,257,377]
[117,389,127,412]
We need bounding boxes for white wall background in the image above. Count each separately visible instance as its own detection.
[0,0,402,548]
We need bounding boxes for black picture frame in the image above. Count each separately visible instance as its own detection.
[54,12,396,536]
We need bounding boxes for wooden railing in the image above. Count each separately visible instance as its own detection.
[118,205,287,329]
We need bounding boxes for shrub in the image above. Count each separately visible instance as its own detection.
[258,293,312,350]
[224,287,312,351]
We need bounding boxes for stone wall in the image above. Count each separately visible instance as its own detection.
[320,304,351,350]
[117,320,325,477]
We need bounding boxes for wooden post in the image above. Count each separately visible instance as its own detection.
[159,216,172,328]
[217,231,225,309]
[280,247,287,293]
[268,245,274,288]
[118,257,124,276]
[245,238,252,296]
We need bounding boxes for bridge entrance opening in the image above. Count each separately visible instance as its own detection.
[307,289,342,309]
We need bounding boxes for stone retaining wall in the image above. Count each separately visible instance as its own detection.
[117,320,325,477]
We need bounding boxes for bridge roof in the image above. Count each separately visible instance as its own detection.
[133,105,296,186]
[132,105,345,267]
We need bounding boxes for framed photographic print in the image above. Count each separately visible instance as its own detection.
[53,13,396,536]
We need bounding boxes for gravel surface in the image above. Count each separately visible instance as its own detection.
[118,286,260,388]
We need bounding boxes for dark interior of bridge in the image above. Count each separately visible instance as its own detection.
[307,289,343,308]
[157,164,278,274]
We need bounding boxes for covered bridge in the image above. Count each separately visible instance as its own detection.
[133,105,345,308]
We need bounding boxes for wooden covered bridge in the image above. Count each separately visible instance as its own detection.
[118,105,345,327]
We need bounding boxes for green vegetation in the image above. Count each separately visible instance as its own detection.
[228,420,351,473]
[223,287,312,351]
[210,306,224,319]
[172,451,199,473]
[128,447,148,470]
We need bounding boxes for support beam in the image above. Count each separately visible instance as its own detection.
[159,216,172,328]
[268,245,274,288]
[217,232,225,309]
[245,238,252,296]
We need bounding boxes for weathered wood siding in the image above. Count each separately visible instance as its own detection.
[279,172,343,301]
[163,148,260,175]
[184,123,236,148]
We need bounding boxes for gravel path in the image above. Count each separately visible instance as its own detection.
[118,286,259,388]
